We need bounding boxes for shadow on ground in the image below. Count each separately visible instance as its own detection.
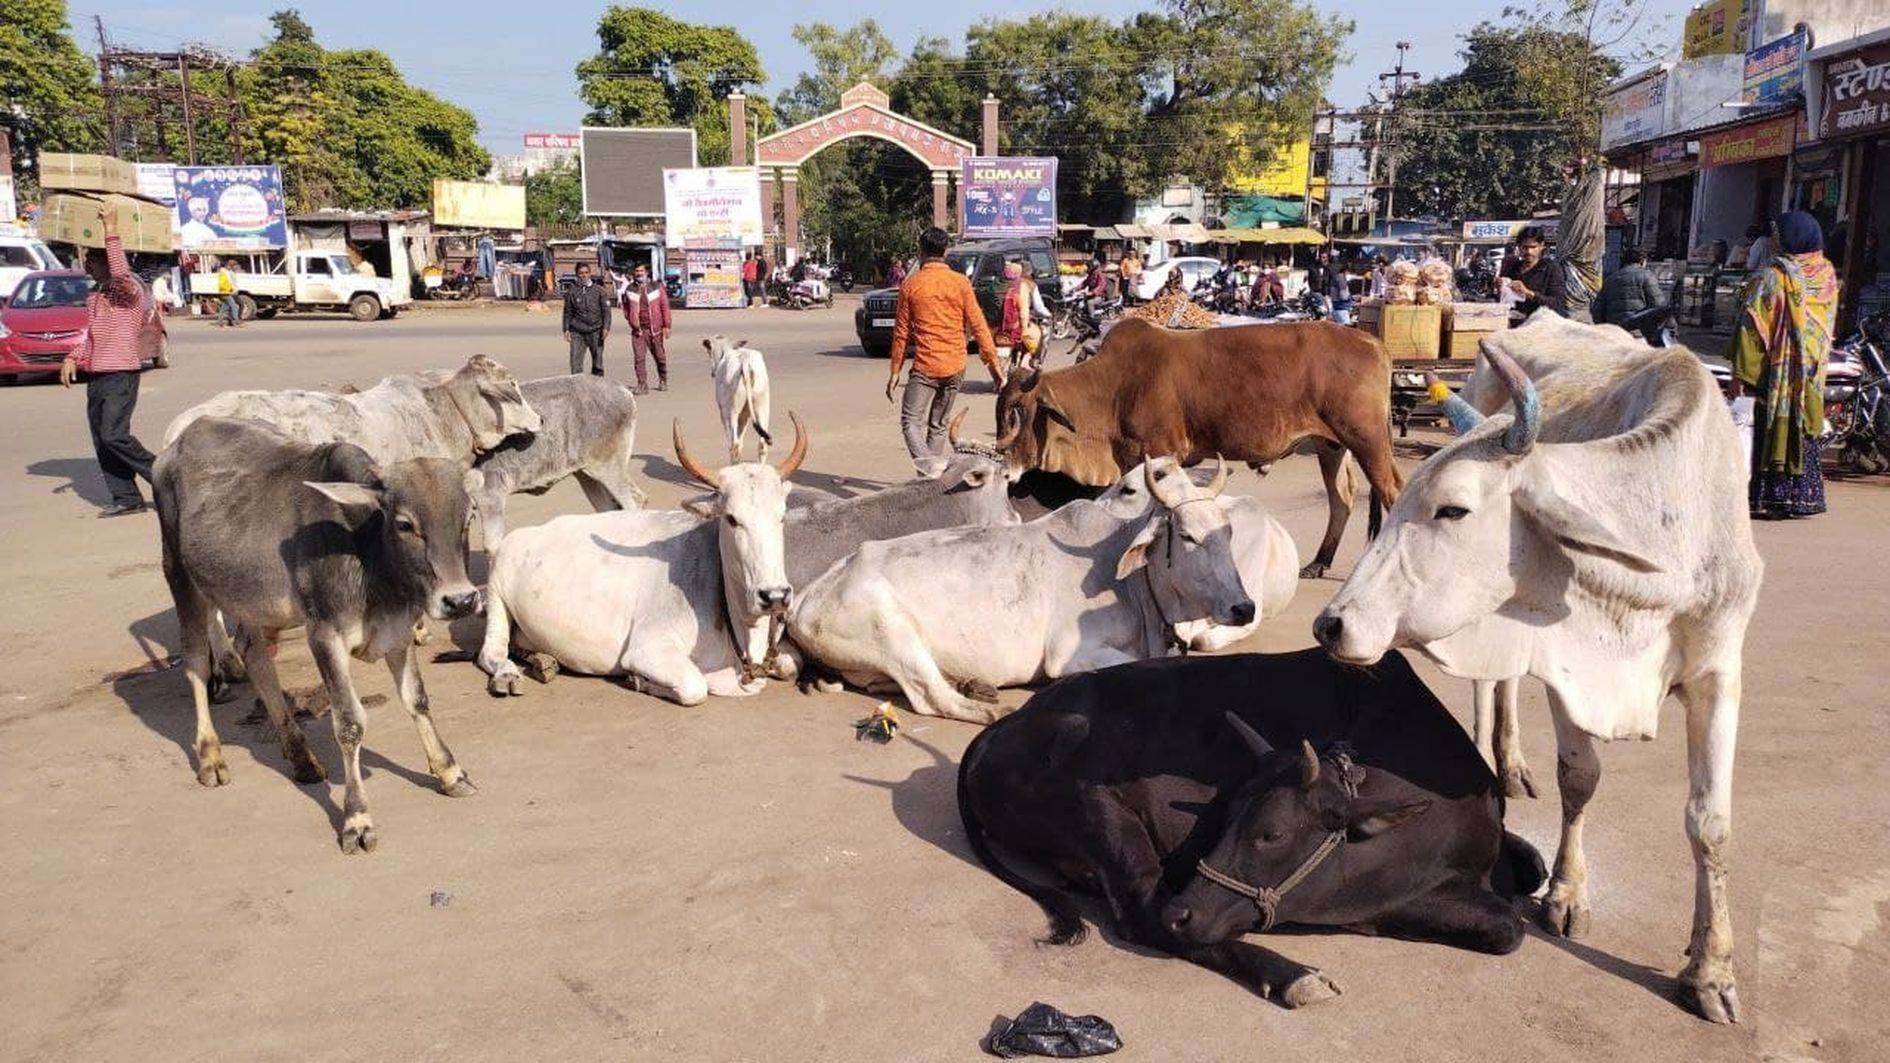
[26,458,116,509]
[637,454,885,500]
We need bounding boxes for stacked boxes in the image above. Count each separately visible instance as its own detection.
[36,153,173,253]
[38,153,141,196]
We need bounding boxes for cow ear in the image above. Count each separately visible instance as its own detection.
[1514,475,1662,574]
[1345,796,1432,840]
[302,481,383,524]
[680,495,717,519]
[1114,518,1162,580]
[1037,383,1077,431]
[702,338,713,351]
[950,464,992,490]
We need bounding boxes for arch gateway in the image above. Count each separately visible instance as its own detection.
[727,82,999,261]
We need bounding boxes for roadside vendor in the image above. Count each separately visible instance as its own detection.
[1499,227,1566,317]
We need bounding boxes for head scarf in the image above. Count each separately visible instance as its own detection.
[1777,211,1823,256]
[1004,261,1024,280]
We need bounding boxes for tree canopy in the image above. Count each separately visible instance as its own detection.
[577,6,776,166]
[0,0,104,185]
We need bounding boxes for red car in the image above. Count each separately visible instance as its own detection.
[0,269,168,383]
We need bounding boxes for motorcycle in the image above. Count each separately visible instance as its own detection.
[834,266,855,293]
[774,267,835,310]
[1069,297,1123,364]
[1824,310,1890,474]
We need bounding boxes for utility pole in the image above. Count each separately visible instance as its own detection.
[95,16,122,157]
[1378,41,1420,234]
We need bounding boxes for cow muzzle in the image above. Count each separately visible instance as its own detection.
[756,586,792,614]
[1313,608,1387,666]
[435,589,481,620]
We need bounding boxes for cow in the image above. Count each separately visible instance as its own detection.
[786,456,1253,723]
[466,374,646,549]
[155,417,481,854]
[705,335,772,462]
[993,317,1403,578]
[1093,461,1298,652]
[958,649,1543,1008]
[163,354,541,463]
[783,410,1019,588]
[1313,312,1763,1024]
[478,415,809,705]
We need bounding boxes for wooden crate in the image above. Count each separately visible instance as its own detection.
[38,152,140,196]
[1448,301,1509,332]
[1448,328,1503,360]
[40,192,175,253]
[1358,302,1443,360]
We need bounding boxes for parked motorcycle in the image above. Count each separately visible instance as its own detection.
[1824,310,1890,475]
[1069,297,1123,364]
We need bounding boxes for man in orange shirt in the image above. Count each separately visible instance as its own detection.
[886,227,1002,477]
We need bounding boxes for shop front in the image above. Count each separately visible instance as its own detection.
[1810,31,1890,324]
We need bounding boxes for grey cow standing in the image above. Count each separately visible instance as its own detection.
[466,374,647,548]
[156,418,482,854]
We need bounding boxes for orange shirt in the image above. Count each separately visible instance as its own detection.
[887,260,999,381]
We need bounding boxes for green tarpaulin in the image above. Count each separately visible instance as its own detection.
[1219,194,1307,228]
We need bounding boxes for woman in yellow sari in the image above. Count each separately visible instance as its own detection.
[1731,211,1840,518]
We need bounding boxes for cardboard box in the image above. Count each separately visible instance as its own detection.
[40,192,175,253]
[1358,302,1443,360]
[1448,301,1509,332]
[38,152,140,196]
[1448,329,1502,360]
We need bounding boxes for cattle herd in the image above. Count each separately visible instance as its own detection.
[147,311,1760,1026]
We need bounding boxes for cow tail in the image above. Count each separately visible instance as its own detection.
[1492,830,1547,898]
[741,359,772,445]
[957,720,1090,947]
[1367,486,1384,540]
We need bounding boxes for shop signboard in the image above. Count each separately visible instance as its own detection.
[1699,114,1796,168]
[1601,70,1669,150]
[1684,0,1754,60]
[662,167,763,248]
[682,238,744,309]
[1743,29,1806,105]
[1461,218,1562,242]
[171,165,288,251]
[1819,41,1890,141]
[960,156,1058,239]
[432,179,526,229]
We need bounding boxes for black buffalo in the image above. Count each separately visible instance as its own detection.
[957,649,1542,1007]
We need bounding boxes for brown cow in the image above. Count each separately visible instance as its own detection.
[995,318,1401,577]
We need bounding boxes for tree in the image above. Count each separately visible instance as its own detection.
[525,161,583,228]
[576,7,775,167]
[0,0,103,183]
[776,20,897,124]
[1391,1,1653,220]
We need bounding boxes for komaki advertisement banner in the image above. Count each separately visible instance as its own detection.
[172,165,289,251]
[960,157,1057,239]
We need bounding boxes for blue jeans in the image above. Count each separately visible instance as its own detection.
[218,295,241,325]
[1330,299,1354,326]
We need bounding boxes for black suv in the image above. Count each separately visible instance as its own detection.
[855,239,1065,357]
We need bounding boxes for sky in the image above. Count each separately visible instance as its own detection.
[75,0,1701,157]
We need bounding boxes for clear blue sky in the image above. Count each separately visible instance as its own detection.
[75,0,1698,155]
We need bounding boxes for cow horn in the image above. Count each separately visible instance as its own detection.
[774,411,809,479]
[1225,712,1273,763]
[1205,453,1228,498]
[947,407,967,447]
[672,420,719,488]
[1147,456,1186,509]
[1485,346,1540,454]
[993,406,1022,450]
[1299,740,1320,789]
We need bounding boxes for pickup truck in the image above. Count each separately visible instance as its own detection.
[188,250,407,322]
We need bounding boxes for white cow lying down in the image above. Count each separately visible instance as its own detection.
[1093,462,1298,651]
[787,456,1255,723]
[478,416,809,705]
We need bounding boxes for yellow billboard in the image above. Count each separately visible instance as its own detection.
[1226,130,1324,201]
[431,179,526,230]
[1684,0,1754,59]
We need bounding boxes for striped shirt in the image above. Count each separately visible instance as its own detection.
[75,236,152,374]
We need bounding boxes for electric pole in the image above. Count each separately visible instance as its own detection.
[95,16,123,157]
[1378,41,1420,233]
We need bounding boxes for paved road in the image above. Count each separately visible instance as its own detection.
[1,303,1884,1061]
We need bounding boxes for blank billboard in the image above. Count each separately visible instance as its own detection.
[581,127,697,217]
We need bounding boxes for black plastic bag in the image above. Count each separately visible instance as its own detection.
[984,1001,1122,1058]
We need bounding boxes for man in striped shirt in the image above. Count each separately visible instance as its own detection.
[59,211,158,517]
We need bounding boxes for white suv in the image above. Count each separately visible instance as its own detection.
[0,232,64,302]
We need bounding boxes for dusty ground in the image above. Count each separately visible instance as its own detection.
[1,302,1885,1062]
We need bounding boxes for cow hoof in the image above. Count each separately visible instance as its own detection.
[291,757,326,785]
[814,678,844,694]
[1681,968,1741,1024]
[1279,970,1342,1008]
[339,823,378,854]
[1501,763,1540,799]
[440,775,478,798]
[487,667,523,697]
[522,653,558,684]
[1539,884,1591,939]
[960,679,1002,704]
[196,759,230,787]
[1298,561,1331,579]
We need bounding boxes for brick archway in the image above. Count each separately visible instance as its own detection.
[733,83,981,261]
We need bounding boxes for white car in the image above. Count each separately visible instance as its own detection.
[1135,256,1222,301]
[0,233,64,302]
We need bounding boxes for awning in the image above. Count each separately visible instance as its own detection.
[1147,222,1212,243]
[1211,226,1326,245]
[1056,223,1094,233]
[1092,226,1122,240]
[1114,223,1152,239]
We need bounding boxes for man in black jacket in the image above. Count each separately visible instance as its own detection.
[1593,243,1670,343]
[1499,227,1567,318]
[562,262,612,375]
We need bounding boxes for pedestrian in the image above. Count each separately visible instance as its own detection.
[562,261,612,376]
[1732,211,1839,520]
[1500,227,1567,317]
[885,225,1001,478]
[1368,255,1389,300]
[887,256,907,287]
[1326,261,1355,326]
[1742,222,1775,271]
[215,260,241,326]
[621,262,671,394]
[1119,248,1143,302]
[58,210,157,518]
[741,252,761,307]
[1593,242,1669,342]
[998,260,1048,375]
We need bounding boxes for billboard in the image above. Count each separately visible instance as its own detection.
[523,133,580,150]
[172,165,288,251]
[960,156,1057,239]
[432,179,526,229]
[581,127,697,217]
[1683,0,1754,60]
[1601,70,1669,150]
[663,167,763,248]
[135,163,176,205]
[1743,28,1806,106]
